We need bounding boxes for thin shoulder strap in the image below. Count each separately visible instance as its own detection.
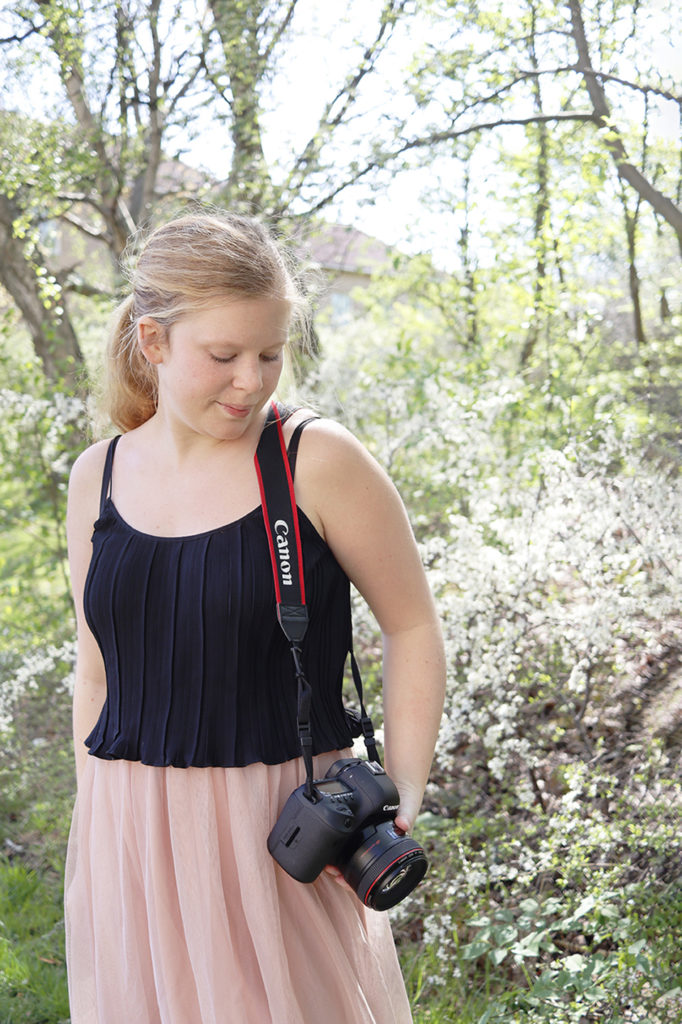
[266,401,319,478]
[287,415,319,478]
[99,435,122,516]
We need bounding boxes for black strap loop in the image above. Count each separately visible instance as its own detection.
[277,604,309,644]
[291,643,316,799]
[350,649,380,765]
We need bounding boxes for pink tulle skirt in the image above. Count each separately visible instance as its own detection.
[64,753,413,1024]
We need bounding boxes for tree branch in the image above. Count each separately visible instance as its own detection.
[0,25,40,44]
[567,0,682,254]
[260,0,299,66]
[136,0,164,219]
[514,64,681,105]
[54,264,114,299]
[0,193,83,390]
[436,64,680,137]
[299,112,598,218]
[284,0,409,194]
[396,111,597,157]
[57,211,107,242]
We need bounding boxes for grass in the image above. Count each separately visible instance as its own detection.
[0,859,69,1024]
[406,955,493,1023]
[3,683,682,1024]
[0,675,73,1024]
[3,806,682,1024]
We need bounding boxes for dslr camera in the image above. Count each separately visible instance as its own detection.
[267,757,427,911]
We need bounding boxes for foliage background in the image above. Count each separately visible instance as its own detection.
[0,1,681,1021]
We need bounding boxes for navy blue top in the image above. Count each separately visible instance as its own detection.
[83,418,355,768]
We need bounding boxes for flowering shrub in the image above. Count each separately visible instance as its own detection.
[0,641,75,734]
[305,343,681,776]
[0,309,680,1019]
[0,388,85,479]
[0,376,84,803]
[433,429,681,781]
[0,378,86,649]
[303,330,682,1020]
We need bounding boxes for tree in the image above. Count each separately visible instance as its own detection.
[566,0,682,255]
[0,0,417,388]
[0,116,84,390]
[383,0,681,403]
[401,0,681,237]
[0,0,678,396]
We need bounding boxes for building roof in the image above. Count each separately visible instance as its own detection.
[307,222,392,274]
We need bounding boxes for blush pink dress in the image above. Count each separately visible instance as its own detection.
[65,752,412,1023]
[64,427,413,1023]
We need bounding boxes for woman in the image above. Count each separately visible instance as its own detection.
[65,211,445,1023]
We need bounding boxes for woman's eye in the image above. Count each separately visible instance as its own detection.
[209,350,282,364]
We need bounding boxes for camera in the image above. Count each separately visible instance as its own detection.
[267,758,427,911]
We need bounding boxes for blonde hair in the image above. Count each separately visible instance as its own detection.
[104,212,310,432]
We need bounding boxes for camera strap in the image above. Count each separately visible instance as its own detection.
[254,402,380,798]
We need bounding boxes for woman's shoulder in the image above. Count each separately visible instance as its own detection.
[289,412,398,537]
[66,438,119,553]
[68,436,119,508]
[292,413,389,483]
[285,408,368,459]
[288,413,427,626]
[70,436,116,482]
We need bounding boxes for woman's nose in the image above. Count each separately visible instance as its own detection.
[232,357,262,392]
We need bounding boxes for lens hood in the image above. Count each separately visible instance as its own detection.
[342,822,428,911]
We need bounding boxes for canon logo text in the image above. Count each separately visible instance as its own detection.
[274,520,293,585]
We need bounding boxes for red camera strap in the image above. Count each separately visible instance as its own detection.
[254,402,309,641]
[255,402,316,794]
[254,401,380,790]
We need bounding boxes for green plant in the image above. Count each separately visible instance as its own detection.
[0,859,69,1024]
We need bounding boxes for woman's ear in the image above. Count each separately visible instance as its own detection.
[137,318,168,366]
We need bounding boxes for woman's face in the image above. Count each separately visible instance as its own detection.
[142,296,290,441]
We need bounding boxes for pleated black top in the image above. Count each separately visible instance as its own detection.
[83,421,355,768]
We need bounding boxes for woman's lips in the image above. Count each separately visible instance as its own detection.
[218,403,252,418]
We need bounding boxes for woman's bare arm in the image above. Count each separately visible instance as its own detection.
[294,419,446,832]
[66,442,110,786]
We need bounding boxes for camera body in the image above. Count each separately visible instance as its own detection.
[267,757,427,910]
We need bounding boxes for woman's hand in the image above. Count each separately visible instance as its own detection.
[393,777,425,835]
[322,786,419,892]
[323,864,354,890]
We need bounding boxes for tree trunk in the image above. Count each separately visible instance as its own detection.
[208,0,276,213]
[0,195,84,392]
[521,2,551,369]
[622,196,647,349]
[459,162,478,351]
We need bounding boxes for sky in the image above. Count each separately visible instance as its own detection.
[175,0,442,253]
[175,0,681,265]
[1,0,680,268]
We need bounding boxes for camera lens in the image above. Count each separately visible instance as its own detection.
[342,822,428,911]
